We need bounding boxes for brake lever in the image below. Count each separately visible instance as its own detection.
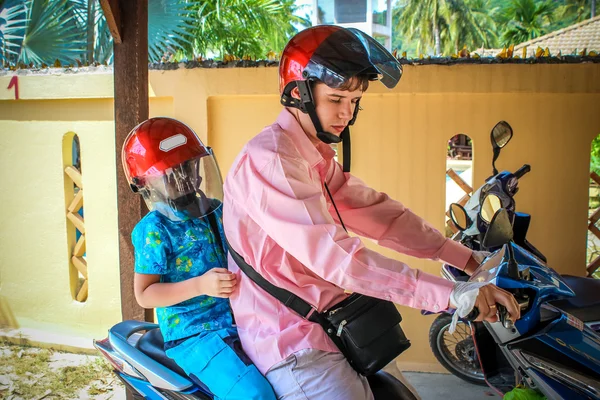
[498,305,514,329]
[465,297,527,328]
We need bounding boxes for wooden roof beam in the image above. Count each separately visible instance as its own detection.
[99,0,122,44]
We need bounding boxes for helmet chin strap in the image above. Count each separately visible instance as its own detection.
[316,130,342,144]
[167,191,211,219]
[293,80,357,172]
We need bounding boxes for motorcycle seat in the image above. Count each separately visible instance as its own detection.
[137,328,188,378]
[136,328,416,398]
[550,275,600,323]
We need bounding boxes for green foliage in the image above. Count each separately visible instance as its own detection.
[393,0,598,56]
[0,0,305,66]
[556,0,596,27]
[0,0,192,66]
[446,0,499,52]
[183,0,309,60]
[1,0,85,66]
[147,0,195,62]
[393,0,499,55]
[0,0,26,65]
[393,0,451,55]
[499,0,556,46]
[591,134,600,175]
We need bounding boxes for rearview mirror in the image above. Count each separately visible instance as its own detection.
[482,208,513,248]
[449,203,471,231]
[491,121,513,149]
[490,121,513,175]
[480,194,502,223]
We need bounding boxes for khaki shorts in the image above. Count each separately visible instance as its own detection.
[265,349,374,400]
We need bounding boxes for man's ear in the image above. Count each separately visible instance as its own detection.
[290,86,301,100]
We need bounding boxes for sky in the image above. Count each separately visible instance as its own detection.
[294,0,314,24]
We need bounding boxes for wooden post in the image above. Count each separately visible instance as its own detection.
[111,0,150,322]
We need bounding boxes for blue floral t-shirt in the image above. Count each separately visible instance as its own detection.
[132,204,233,343]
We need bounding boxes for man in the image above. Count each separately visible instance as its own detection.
[223,26,519,399]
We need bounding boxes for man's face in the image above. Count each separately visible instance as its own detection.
[297,82,363,141]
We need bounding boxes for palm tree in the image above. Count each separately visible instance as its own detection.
[446,0,499,54]
[556,0,597,25]
[185,0,309,59]
[0,0,305,67]
[394,0,498,55]
[0,0,194,67]
[395,0,453,55]
[499,0,556,46]
[65,0,113,64]
[1,0,85,67]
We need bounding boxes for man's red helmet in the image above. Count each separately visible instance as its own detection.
[279,25,402,98]
[277,26,403,155]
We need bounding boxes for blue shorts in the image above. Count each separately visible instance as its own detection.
[165,328,276,400]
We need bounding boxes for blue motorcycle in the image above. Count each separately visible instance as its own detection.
[450,203,600,399]
[93,320,417,399]
[429,121,600,388]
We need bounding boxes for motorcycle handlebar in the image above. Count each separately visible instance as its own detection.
[514,164,531,179]
[464,307,479,321]
[464,304,514,328]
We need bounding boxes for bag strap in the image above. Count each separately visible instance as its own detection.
[324,182,347,233]
[226,235,347,354]
[225,236,318,320]
[225,183,348,326]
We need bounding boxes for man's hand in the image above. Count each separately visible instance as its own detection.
[474,285,520,323]
[195,268,237,298]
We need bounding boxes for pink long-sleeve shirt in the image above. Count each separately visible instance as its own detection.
[223,108,472,374]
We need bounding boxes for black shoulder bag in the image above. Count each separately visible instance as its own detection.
[225,183,411,376]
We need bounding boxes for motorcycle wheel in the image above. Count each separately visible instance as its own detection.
[429,313,486,386]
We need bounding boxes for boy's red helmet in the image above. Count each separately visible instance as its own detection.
[122,117,224,220]
[122,117,210,184]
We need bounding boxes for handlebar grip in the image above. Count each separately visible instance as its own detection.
[514,164,531,179]
[464,307,479,322]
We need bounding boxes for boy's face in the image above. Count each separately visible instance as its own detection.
[296,82,363,143]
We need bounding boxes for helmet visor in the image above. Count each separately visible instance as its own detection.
[140,149,224,220]
[303,27,402,89]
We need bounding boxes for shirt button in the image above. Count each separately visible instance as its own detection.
[433,304,440,311]
[385,295,391,301]
[422,300,428,307]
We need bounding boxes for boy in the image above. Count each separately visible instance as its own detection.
[123,117,275,400]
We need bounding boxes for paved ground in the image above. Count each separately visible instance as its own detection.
[382,362,500,400]
[109,371,501,400]
[403,372,500,400]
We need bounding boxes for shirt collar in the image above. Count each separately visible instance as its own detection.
[276,108,336,168]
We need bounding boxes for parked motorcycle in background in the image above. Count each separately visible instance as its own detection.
[429,122,600,398]
[429,121,544,385]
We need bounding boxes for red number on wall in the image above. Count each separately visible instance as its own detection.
[7,76,19,100]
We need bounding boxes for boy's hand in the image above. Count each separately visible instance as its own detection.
[196,268,237,298]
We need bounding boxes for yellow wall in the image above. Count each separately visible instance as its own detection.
[0,64,598,370]
[0,121,121,338]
